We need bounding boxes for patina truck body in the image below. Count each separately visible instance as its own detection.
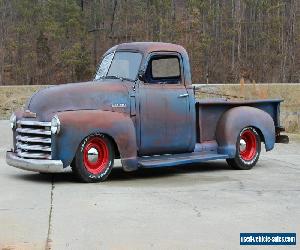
[6,42,288,182]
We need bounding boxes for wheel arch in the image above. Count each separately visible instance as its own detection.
[216,106,275,157]
[104,133,120,159]
[52,110,138,171]
[252,125,265,144]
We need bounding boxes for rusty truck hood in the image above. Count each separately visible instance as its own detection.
[26,80,130,120]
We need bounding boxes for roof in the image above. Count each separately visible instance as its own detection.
[102,42,192,86]
[117,42,186,54]
[104,42,187,57]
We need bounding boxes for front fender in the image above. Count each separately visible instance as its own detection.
[52,110,138,171]
[216,106,275,157]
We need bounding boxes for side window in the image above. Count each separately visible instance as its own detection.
[146,55,181,84]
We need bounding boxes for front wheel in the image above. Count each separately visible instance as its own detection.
[71,133,114,183]
[226,127,261,170]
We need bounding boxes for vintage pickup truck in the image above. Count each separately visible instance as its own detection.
[6,42,288,182]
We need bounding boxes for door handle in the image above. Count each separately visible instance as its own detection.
[178,93,189,98]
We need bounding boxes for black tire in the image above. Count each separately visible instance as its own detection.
[39,172,52,175]
[71,133,114,183]
[226,127,261,170]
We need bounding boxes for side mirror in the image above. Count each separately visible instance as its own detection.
[138,70,145,82]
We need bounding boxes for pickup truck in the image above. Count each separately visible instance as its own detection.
[6,42,289,182]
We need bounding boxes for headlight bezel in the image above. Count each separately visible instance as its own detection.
[10,113,17,129]
[51,115,61,134]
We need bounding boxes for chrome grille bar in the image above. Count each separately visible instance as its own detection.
[16,143,51,152]
[16,135,51,144]
[15,120,52,160]
[16,150,51,159]
[16,128,51,136]
[17,120,51,127]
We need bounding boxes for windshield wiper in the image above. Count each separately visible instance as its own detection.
[104,75,134,82]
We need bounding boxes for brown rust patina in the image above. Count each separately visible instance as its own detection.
[53,110,137,171]
[25,81,131,121]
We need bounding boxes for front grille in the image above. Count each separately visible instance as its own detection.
[15,120,52,159]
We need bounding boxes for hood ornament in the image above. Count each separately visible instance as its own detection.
[23,110,37,118]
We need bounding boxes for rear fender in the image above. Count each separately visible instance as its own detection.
[52,110,138,171]
[216,106,275,157]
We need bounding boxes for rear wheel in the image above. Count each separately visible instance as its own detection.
[226,127,261,170]
[71,133,114,183]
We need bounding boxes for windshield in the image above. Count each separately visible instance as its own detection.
[95,51,142,81]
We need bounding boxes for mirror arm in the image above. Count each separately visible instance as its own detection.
[138,69,146,82]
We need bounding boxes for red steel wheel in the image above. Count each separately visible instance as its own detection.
[226,127,261,170]
[239,129,257,161]
[83,137,109,175]
[71,133,114,183]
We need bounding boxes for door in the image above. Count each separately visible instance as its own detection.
[138,53,192,155]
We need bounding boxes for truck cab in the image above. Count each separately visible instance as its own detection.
[6,42,288,182]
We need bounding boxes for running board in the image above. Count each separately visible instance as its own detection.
[138,152,229,168]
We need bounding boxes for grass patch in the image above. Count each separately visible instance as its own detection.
[0,85,44,119]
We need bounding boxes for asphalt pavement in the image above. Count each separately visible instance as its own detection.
[0,120,299,250]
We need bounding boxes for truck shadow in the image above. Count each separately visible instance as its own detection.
[109,161,231,182]
[10,161,231,183]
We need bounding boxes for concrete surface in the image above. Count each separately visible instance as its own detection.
[0,120,299,250]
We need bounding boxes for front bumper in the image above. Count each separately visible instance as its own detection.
[6,151,67,173]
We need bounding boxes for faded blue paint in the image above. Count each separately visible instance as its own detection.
[216,106,276,157]
[52,110,138,171]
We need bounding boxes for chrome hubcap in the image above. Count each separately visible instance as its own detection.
[87,147,99,163]
[239,139,247,152]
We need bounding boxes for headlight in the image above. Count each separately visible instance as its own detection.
[51,115,61,134]
[10,113,16,129]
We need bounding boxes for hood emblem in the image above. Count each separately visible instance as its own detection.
[112,103,126,108]
[23,110,37,118]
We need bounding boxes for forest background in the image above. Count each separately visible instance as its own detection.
[0,0,299,85]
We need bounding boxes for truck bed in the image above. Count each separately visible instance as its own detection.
[195,98,282,143]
